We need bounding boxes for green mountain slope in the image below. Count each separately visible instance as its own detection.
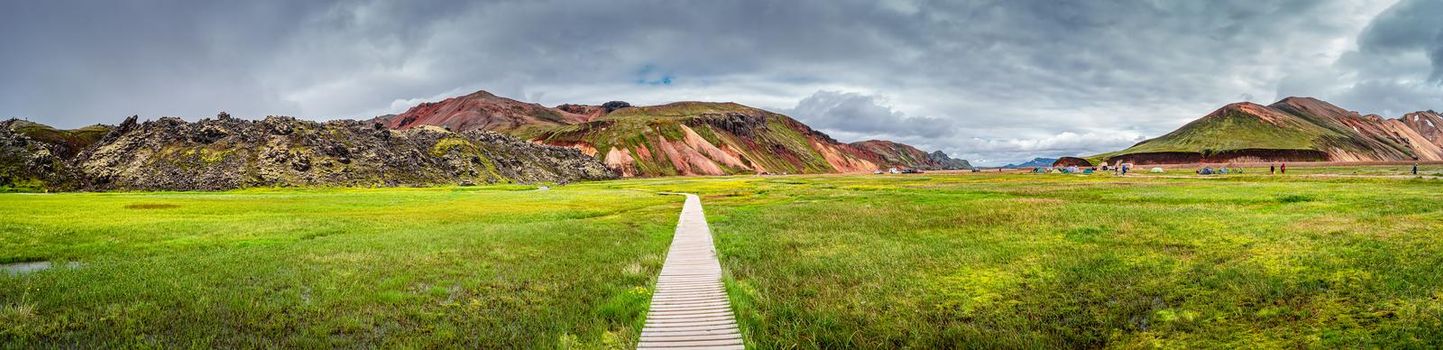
[1094,98,1443,165]
[1121,103,1323,154]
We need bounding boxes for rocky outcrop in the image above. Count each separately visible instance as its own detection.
[2,115,614,191]
[0,120,76,189]
[554,101,633,122]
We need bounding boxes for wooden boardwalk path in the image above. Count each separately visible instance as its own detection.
[638,194,744,350]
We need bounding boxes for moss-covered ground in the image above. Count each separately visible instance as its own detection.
[3,169,1442,348]
[1,186,677,348]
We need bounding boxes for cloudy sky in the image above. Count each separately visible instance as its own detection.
[2,0,1440,165]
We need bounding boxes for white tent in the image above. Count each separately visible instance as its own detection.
[1150,167,1164,173]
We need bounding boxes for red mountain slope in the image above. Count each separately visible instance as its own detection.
[380,90,587,133]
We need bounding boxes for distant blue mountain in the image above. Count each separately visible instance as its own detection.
[1002,157,1057,168]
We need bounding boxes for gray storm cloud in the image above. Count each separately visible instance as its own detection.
[788,91,956,139]
[0,0,1433,165]
[1357,0,1443,81]
[1276,0,1443,117]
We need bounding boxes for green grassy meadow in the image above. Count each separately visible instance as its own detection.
[1,186,679,348]
[4,170,1443,348]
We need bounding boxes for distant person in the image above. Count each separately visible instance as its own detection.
[1270,164,1276,175]
[1414,162,1420,175]
[1280,163,1286,174]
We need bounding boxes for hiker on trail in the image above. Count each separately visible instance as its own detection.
[1415,163,1420,175]
[1281,163,1287,174]
[1270,164,1276,175]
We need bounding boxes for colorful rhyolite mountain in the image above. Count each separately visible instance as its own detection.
[1088,97,1443,165]
[377,90,971,176]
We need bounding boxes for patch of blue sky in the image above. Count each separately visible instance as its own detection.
[634,64,675,85]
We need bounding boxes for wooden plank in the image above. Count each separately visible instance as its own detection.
[637,339,745,347]
[640,327,739,335]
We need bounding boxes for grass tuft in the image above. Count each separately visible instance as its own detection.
[1276,194,1316,203]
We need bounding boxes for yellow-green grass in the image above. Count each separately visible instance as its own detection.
[5,173,1443,348]
[591,173,1443,348]
[1,186,678,348]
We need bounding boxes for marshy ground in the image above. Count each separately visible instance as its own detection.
[2,168,1441,348]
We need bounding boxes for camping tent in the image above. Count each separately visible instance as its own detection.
[1150,167,1164,173]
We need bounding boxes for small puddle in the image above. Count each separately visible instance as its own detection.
[1,261,82,275]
